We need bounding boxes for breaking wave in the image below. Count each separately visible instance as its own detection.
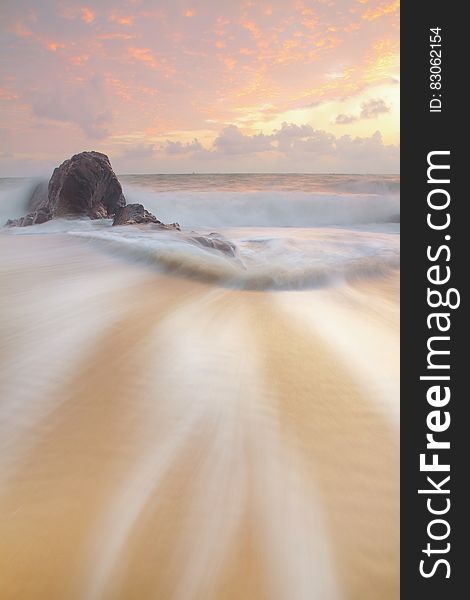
[124,187,399,228]
[1,176,399,290]
[0,178,43,224]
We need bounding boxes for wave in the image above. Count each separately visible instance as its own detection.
[0,178,399,229]
[123,186,399,228]
[69,227,399,290]
[0,179,44,224]
[1,177,399,290]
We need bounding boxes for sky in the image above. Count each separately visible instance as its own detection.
[0,0,399,175]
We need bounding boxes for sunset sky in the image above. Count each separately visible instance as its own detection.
[0,0,399,175]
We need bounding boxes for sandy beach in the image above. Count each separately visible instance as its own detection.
[0,234,399,599]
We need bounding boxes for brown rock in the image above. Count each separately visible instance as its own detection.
[113,204,181,230]
[189,233,237,257]
[5,207,52,227]
[113,203,161,226]
[5,152,180,232]
[47,151,125,218]
[5,151,126,227]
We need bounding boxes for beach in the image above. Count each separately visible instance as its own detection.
[0,175,399,599]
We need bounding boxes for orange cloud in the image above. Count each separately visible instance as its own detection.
[110,14,134,26]
[223,57,237,70]
[98,32,135,40]
[215,17,230,37]
[362,0,399,21]
[69,54,90,66]
[128,47,157,68]
[106,76,134,102]
[81,7,96,24]
[47,41,65,52]
[242,19,262,40]
[127,48,175,77]
[0,88,19,100]
[14,19,69,54]
[14,21,33,38]
[184,9,196,17]
[302,17,317,30]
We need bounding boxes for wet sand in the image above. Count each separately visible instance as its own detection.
[0,235,399,600]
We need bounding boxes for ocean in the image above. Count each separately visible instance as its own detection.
[1,173,400,289]
[0,174,400,599]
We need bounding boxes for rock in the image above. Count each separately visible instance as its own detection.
[165,222,181,231]
[5,151,126,226]
[5,207,52,227]
[113,203,161,226]
[5,151,177,231]
[47,151,125,218]
[189,232,237,257]
[113,204,181,230]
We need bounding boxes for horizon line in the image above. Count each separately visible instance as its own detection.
[0,171,401,179]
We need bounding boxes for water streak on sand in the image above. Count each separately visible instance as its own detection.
[84,290,340,600]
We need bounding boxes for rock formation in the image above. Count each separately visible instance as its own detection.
[189,233,237,257]
[112,203,180,230]
[6,151,126,226]
[4,151,237,261]
[5,207,52,228]
[47,151,125,218]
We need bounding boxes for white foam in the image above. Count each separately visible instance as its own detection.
[67,225,399,290]
[123,186,399,228]
[0,179,42,223]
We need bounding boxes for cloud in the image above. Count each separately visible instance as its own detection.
[81,7,96,25]
[213,125,272,155]
[128,46,158,68]
[272,122,315,152]
[210,123,337,157]
[362,0,400,21]
[335,113,357,125]
[335,130,397,163]
[210,124,398,170]
[165,138,204,154]
[120,143,155,159]
[359,98,390,119]
[288,130,336,155]
[335,98,390,124]
[28,74,112,139]
[159,123,396,171]
[110,14,134,26]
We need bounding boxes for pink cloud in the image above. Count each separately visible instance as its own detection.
[128,46,158,68]
[81,7,95,24]
[110,14,134,26]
